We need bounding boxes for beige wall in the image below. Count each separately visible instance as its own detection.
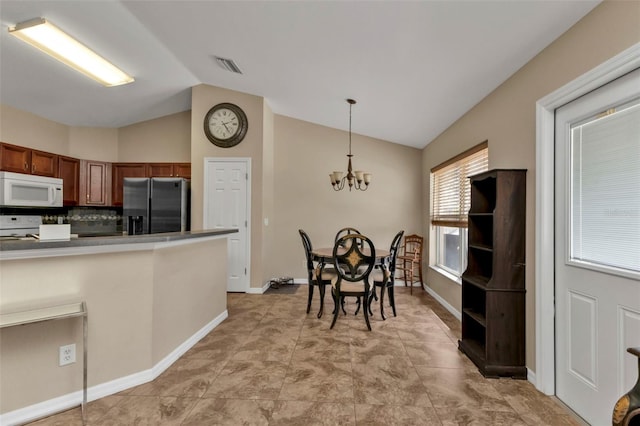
[422,0,640,372]
[68,126,118,162]
[0,104,187,163]
[118,111,191,162]
[261,100,276,281]
[0,104,69,154]
[273,114,423,280]
[190,84,268,288]
[0,238,228,414]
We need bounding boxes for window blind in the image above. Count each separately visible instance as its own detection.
[570,101,640,274]
[431,141,488,227]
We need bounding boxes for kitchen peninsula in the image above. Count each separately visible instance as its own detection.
[0,229,236,424]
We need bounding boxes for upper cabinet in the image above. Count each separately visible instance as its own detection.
[58,156,80,206]
[1,142,190,207]
[79,160,112,206]
[113,162,191,206]
[112,163,149,206]
[0,142,58,177]
[148,162,191,178]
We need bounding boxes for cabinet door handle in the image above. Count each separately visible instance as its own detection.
[24,162,28,170]
[32,164,36,172]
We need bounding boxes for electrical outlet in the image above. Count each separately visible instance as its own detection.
[59,344,76,366]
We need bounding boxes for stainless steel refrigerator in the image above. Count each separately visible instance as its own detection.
[123,178,190,235]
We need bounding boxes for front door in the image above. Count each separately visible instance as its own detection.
[204,158,250,292]
[554,68,640,425]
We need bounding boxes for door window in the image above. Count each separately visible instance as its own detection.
[569,99,640,277]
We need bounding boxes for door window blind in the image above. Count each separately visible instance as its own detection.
[431,141,488,227]
[570,100,640,274]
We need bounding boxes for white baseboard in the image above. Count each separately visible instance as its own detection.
[527,367,536,387]
[247,283,268,294]
[422,284,462,321]
[253,278,308,294]
[0,310,229,426]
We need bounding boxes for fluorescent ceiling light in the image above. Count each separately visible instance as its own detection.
[8,18,134,87]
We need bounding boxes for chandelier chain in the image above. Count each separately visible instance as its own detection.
[329,98,371,191]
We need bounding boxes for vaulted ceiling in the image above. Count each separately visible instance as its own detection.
[0,1,600,148]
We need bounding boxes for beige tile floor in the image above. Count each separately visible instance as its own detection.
[27,286,585,425]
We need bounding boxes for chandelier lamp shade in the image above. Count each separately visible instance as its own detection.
[330,99,371,191]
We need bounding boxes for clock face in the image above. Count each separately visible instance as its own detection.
[208,108,239,140]
[204,103,248,148]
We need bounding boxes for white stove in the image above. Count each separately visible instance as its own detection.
[0,215,42,238]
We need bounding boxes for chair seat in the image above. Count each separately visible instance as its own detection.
[397,254,417,261]
[370,269,390,284]
[315,265,338,282]
[331,278,365,294]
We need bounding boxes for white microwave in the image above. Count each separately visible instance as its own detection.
[0,171,63,207]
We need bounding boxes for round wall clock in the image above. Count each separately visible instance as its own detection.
[203,103,248,148]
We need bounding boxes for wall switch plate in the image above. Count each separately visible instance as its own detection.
[59,344,76,366]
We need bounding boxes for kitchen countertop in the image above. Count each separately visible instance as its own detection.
[0,229,237,259]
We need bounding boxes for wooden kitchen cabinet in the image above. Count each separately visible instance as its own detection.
[79,160,111,206]
[112,163,148,206]
[0,143,31,173]
[31,150,58,177]
[148,162,191,178]
[172,163,191,178]
[0,142,58,177]
[58,156,80,206]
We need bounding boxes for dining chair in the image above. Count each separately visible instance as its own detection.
[334,227,363,313]
[330,233,376,331]
[299,229,336,318]
[334,227,362,247]
[368,230,404,319]
[396,234,424,294]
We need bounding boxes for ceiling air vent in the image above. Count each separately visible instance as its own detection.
[213,56,242,74]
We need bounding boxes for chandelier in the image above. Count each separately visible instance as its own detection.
[330,99,371,191]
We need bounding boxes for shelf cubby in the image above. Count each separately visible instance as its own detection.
[468,176,496,214]
[468,214,494,248]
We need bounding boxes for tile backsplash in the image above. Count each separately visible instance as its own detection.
[1,206,123,236]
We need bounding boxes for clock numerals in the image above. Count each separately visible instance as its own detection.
[209,109,240,140]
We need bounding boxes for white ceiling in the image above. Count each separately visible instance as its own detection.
[0,1,600,149]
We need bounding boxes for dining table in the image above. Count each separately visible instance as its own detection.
[311,247,390,319]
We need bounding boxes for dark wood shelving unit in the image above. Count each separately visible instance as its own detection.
[458,169,527,379]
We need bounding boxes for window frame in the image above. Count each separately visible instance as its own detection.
[430,141,488,279]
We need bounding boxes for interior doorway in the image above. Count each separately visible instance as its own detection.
[554,69,640,425]
[535,42,640,419]
[203,157,251,292]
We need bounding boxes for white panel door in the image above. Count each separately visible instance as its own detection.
[204,159,249,292]
[555,68,640,425]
